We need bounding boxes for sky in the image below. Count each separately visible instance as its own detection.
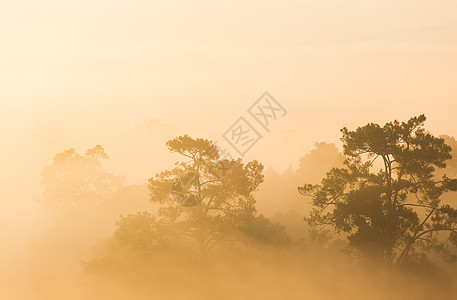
[1,0,457,256]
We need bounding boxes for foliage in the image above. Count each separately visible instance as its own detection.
[299,115,457,263]
[114,212,169,254]
[41,145,123,214]
[147,135,266,260]
[237,214,290,245]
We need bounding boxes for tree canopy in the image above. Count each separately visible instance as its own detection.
[41,145,123,214]
[299,115,457,263]
[146,135,286,259]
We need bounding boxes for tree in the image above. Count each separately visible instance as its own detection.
[41,145,123,214]
[237,214,290,246]
[296,142,345,184]
[299,115,457,263]
[436,135,457,179]
[147,135,264,260]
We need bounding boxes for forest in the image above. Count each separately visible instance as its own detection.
[3,115,456,299]
[2,1,457,299]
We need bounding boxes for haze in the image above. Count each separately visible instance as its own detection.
[1,1,457,299]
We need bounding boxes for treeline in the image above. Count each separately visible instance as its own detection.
[34,115,457,296]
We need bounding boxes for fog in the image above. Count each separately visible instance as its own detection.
[1,1,457,299]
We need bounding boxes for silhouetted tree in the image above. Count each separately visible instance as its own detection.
[148,135,264,260]
[299,115,457,263]
[437,135,457,179]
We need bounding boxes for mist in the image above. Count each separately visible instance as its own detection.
[1,1,457,299]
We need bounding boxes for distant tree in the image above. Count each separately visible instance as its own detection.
[299,115,457,263]
[41,145,123,214]
[147,135,265,260]
[270,210,309,242]
[237,214,290,246]
[255,142,344,215]
[296,142,345,184]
